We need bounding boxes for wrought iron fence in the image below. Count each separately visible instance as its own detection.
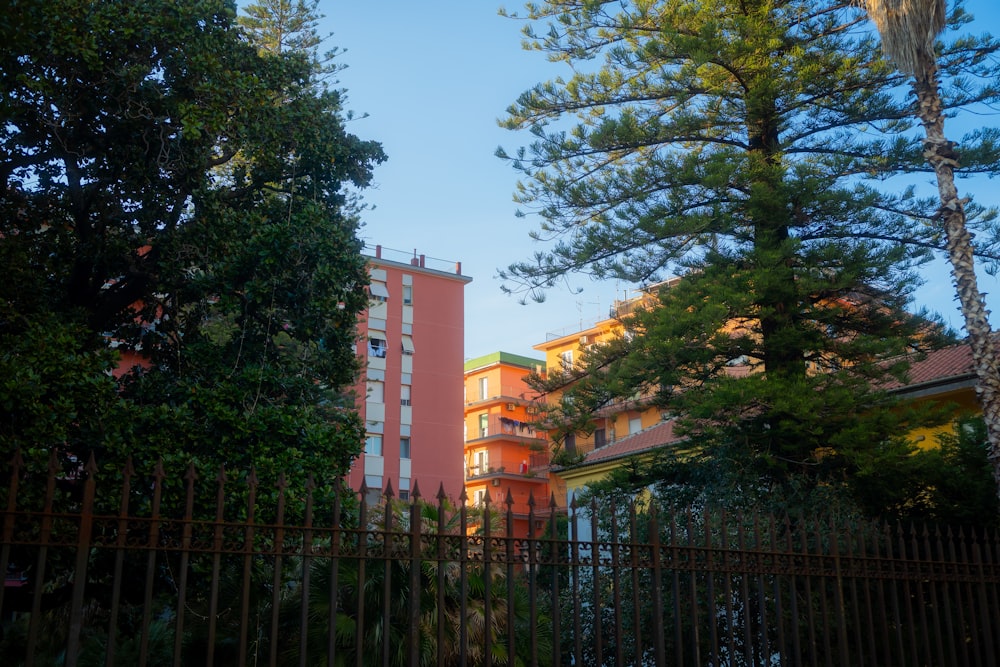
[1,451,1000,666]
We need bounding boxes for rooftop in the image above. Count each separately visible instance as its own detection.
[464,351,545,373]
[882,340,985,398]
[557,420,683,472]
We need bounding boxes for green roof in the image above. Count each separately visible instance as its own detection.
[464,351,545,372]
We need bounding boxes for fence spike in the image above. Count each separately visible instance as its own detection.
[505,488,514,507]
[359,479,370,510]
[184,461,198,482]
[436,482,447,502]
[411,479,422,501]
[527,490,536,508]
[384,478,395,500]
[305,472,316,491]
[84,451,98,476]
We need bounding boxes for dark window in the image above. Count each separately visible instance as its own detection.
[368,337,387,358]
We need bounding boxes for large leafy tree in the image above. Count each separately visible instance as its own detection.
[499,0,1000,511]
[0,0,385,492]
[859,0,1000,501]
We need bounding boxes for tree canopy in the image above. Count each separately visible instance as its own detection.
[499,0,1000,513]
[0,0,385,492]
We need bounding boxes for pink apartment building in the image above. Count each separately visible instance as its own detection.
[347,246,472,504]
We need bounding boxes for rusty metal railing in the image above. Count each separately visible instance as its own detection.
[2,451,1000,666]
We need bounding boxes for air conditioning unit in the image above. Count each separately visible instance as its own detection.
[526,405,539,415]
[579,335,589,344]
[491,478,502,487]
[505,402,516,411]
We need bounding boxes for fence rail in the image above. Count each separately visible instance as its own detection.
[2,451,1000,666]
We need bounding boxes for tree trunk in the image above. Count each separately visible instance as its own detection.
[913,56,1000,500]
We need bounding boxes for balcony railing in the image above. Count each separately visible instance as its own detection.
[466,385,542,404]
[465,453,551,480]
[467,414,545,442]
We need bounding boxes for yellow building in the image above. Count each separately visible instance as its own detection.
[533,277,986,511]
[532,282,679,454]
[532,282,680,505]
[886,340,982,446]
[552,338,986,510]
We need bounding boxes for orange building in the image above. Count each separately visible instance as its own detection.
[463,352,552,538]
[348,246,472,504]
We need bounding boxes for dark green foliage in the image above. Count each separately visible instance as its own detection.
[0,0,385,504]
[888,416,1000,530]
[502,0,1000,515]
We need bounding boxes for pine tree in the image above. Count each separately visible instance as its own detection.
[239,0,342,87]
[499,0,1000,510]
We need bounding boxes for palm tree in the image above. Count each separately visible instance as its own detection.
[859,0,1000,499]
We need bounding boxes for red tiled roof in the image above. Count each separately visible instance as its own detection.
[580,419,682,465]
[885,342,976,392]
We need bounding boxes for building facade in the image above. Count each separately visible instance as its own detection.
[463,351,551,538]
[347,246,472,504]
[533,282,676,466]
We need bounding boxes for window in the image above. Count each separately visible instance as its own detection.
[402,285,413,304]
[478,377,488,401]
[398,490,410,501]
[367,380,384,403]
[368,336,387,358]
[400,437,411,459]
[479,413,489,438]
[369,281,389,301]
[559,350,573,369]
[401,335,415,355]
[594,428,607,448]
[365,434,383,456]
[565,432,576,453]
[363,475,383,505]
[629,415,642,435]
[400,384,411,406]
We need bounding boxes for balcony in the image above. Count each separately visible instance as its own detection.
[466,415,546,443]
[465,385,542,406]
[466,452,551,481]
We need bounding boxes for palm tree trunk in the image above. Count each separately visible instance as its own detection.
[912,57,1000,501]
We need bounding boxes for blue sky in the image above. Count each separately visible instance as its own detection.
[323,1,1000,361]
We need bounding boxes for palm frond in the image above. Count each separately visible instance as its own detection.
[858,0,946,75]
